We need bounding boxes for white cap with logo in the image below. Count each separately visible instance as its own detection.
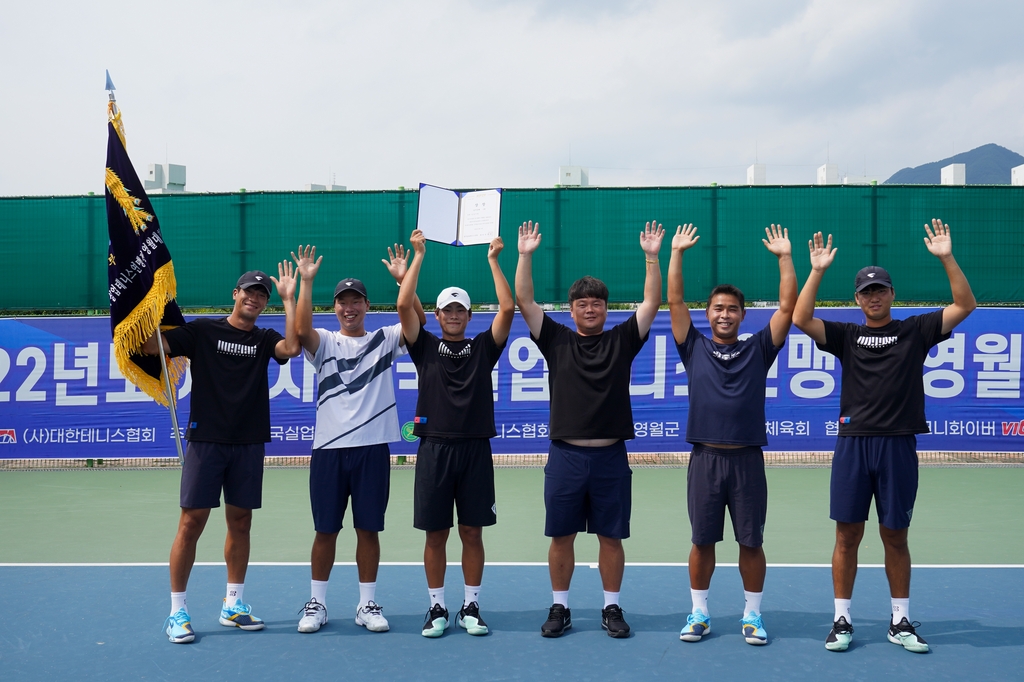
[435,286,471,310]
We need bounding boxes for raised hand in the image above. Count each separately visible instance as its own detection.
[762,224,792,257]
[271,258,298,301]
[671,223,699,252]
[382,239,414,283]
[291,244,322,281]
[519,221,542,254]
[924,218,953,259]
[640,220,666,257]
[808,232,837,272]
[488,236,504,260]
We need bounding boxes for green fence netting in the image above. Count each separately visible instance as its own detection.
[1,185,1021,310]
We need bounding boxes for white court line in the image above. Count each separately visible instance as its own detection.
[2,562,1023,568]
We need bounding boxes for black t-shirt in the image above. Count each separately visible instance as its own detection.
[407,326,506,438]
[677,323,783,447]
[164,317,286,444]
[817,310,949,436]
[532,312,649,441]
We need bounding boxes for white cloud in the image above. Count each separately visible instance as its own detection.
[0,0,1021,194]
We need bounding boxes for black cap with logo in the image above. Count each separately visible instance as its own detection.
[854,266,893,292]
[236,270,271,295]
[334,278,368,299]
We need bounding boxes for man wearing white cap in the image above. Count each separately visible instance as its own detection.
[396,229,514,637]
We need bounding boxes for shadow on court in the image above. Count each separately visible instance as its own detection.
[0,564,1021,680]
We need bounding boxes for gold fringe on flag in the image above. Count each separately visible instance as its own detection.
[105,167,153,234]
[108,100,127,149]
[112,261,188,406]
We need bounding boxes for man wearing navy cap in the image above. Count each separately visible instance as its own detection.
[144,264,302,643]
[793,220,976,653]
[290,244,425,635]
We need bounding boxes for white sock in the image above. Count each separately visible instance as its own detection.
[834,598,852,624]
[552,590,569,608]
[690,588,709,616]
[311,579,328,606]
[429,586,445,609]
[464,584,481,607]
[743,590,763,616]
[170,591,187,615]
[226,583,244,605]
[891,598,910,625]
[603,591,620,608]
[358,582,376,608]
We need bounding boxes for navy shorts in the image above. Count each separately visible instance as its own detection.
[830,435,918,530]
[180,441,265,510]
[544,440,632,539]
[414,438,497,532]
[687,444,768,548]
[310,443,391,533]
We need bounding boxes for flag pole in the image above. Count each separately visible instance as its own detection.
[156,337,186,466]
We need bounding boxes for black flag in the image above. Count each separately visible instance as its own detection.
[105,96,186,405]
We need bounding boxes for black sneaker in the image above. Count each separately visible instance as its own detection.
[541,604,572,637]
[421,603,449,638]
[457,601,489,636]
[888,617,929,653]
[601,604,631,638]
[824,616,854,651]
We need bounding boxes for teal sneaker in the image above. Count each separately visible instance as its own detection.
[680,609,711,642]
[825,616,854,651]
[163,608,195,643]
[422,603,449,638]
[457,601,489,636]
[888,618,929,653]
[219,599,265,630]
[741,612,767,645]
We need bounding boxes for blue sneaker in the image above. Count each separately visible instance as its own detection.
[680,609,711,642]
[219,599,265,630]
[163,608,195,643]
[741,612,767,645]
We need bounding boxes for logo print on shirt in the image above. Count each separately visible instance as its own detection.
[217,339,258,357]
[438,341,472,359]
[856,335,898,349]
[711,347,743,361]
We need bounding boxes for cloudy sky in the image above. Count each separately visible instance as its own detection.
[2,0,1022,195]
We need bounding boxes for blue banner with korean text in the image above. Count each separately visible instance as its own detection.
[1,309,1021,458]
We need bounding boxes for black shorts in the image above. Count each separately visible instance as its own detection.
[544,440,631,539]
[687,444,767,548]
[414,438,496,532]
[830,435,919,530]
[310,444,391,534]
[180,441,265,510]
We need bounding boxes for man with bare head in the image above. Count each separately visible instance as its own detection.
[515,220,664,639]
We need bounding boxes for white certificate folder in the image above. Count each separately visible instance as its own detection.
[416,183,503,246]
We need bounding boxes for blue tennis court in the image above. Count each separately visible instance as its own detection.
[2,563,1021,680]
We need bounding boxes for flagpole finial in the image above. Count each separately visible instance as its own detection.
[105,70,116,101]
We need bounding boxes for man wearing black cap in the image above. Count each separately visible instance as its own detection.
[144,263,302,643]
[290,244,425,635]
[793,220,976,654]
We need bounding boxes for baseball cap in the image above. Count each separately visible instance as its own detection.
[435,286,471,310]
[854,266,893,292]
[236,270,271,295]
[334,278,368,299]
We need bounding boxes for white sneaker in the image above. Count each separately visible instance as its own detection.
[297,598,328,633]
[355,600,390,632]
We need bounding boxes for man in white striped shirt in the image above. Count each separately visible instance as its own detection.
[290,243,424,634]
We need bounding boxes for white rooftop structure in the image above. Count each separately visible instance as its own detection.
[746,164,766,185]
[558,166,588,187]
[941,163,966,186]
[1011,164,1024,186]
[816,164,839,185]
[144,163,186,193]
